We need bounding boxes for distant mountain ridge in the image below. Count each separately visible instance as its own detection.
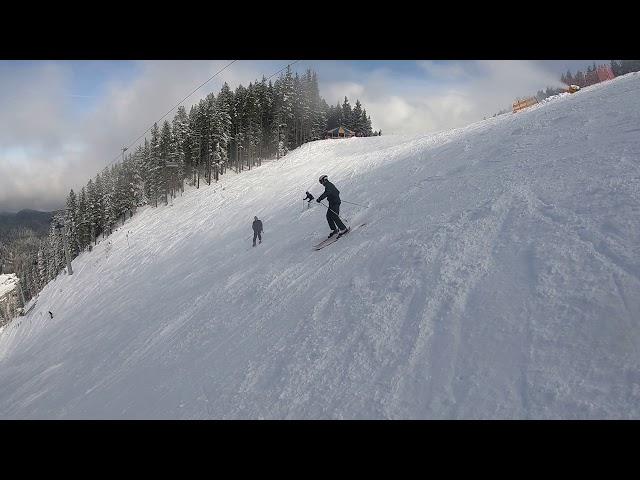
[0,209,53,238]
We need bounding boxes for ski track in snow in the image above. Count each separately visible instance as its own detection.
[1,73,639,418]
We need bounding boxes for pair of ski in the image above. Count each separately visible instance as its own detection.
[312,223,366,250]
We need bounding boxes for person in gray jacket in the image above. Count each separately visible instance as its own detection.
[252,216,263,246]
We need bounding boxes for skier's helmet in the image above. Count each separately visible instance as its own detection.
[319,175,328,184]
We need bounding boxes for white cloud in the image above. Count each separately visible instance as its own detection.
[317,60,567,135]
[322,81,365,106]
[416,61,472,81]
[0,62,75,151]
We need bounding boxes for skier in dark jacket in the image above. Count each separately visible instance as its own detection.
[252,216,263,246]
[316,175,348,238]
[304,191,314,206]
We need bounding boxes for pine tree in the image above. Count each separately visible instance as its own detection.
[159,120,172,203]
[86,179,97,244]
[167,122,183,193]
[46,213,66,280]
[101,168,116,235]
[326,104,339,130]
[172,106,189,192]
[96,172,107,237]
[610,60,621,76]
[188,105,202,185]
[36,245,47,288]
[131,146,145,207]
[352,99,364,135]
[362,110,373,136]
[91,173,105,239]
[65,189,80,257]
[564,70,575,85]
[149,123,162,205]
[280,67,295,152]
[246,83,262,166]
[77,187,90,250]
[254,77,271,161]
[342,97,352,130]
[216,83,234,168]
[619,60,640,75]
[114,162,129,224]
[308,72,325,141]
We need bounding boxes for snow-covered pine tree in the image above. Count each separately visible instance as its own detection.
[326,104,338,131]
[203,94,216,182]
[86,179,97,244]
[310,72,326,140]
[114,162,130,224]
[216,83,234,173]
[167,121,183,193]
[101,168,116,236]
[246,83,262,168]
[96,172,107,237]
[270,78,285,158]
[172,106,189,192]
[300,70,313,145]
[206,96,224,181]
[131,145,145,207]
[65,189,80,257]
[291,73,302,149]
[335,102,344,128]
[363,110,373,136]
[36,244,47,289]
[254,77,270,162]
[260,80,275,158]
[159,120,172,203]
[342,97,352,131]
[188,105,201,186]
[46,212,66,280]
[233,84,248,172]
[149,123,162,206]
[280,67,295,152]
[77,187,90,250]
[352,99,364,135]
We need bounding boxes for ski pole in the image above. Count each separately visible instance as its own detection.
[341,200,368,208]
[318,201,350,226]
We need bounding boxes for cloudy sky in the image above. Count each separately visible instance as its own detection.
[0,59,606,213]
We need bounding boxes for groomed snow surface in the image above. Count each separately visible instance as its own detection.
[1,73,639,419]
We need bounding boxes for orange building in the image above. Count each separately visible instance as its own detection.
[512,97,538,113]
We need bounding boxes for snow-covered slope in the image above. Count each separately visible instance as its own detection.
[1,73,639,419]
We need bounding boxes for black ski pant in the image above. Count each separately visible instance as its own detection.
[253,231,262,245]
[326,203,346,231]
